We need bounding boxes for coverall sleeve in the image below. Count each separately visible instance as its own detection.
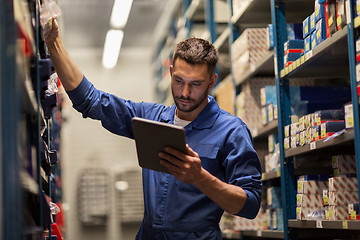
[224,123,262,219]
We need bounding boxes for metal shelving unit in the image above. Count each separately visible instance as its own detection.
[153,1,360,239]
[271,0,360,239]
[1,0,65,239]
[280,27,349,79]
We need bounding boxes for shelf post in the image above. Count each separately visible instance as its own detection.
[346,0,360,207]
[182,0,192,38]
[270,0,297,239]
[205,0,217,43]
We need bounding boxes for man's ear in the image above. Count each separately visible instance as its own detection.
[170,65,173,76]
[209,73,218,89]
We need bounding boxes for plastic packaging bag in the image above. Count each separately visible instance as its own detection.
[45,73,59,96]
[40,0,61,28]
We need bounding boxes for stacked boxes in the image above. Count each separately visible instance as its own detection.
[302,0,349,53]
[284,40,304,67]
[236,78,274,132]
[232,28,269,83]
[326,176,359,220]
[296,176,328,220]
[283,85,351,149]
[260,85,277,125]
[267,187,284,230]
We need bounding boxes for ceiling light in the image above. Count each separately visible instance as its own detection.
[110,0,133,29]
[102,30,124,69]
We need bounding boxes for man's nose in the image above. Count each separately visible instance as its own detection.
[182,84,191,97]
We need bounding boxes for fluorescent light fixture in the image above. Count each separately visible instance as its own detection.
[102,30,124,69]
[110,0,133,28]
[115,181,129,191]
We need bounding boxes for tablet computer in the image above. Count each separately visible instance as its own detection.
[132,117,187,173]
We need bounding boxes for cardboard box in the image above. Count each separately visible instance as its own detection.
[291,136,297,149]
[303,16,310,38]
[284,125,291,138]
[329,176,359,192]
[267,103,275,122]
[344,103,354,128]
[356,62,360,82]
[268,133,278,153]
[315,1,325,22]
[287,23,303,40]
[336,0,347,30]
[304,35,311,53]
[231,28,269,61]
[296,206,322,220]
[267,24,274,49]
[262,106,268,125]
[284,39,305,52]
[328,205,349,220]
[313,125,321,141]
[310,12,317,34]
[298,180,328,195]
[284,52,303,65]
[291,122,299,136]
[332,155,357,174]
[329,191,359,206]
[291,101,347,119]
[320,121,345,139]
[297,193,323,208]
[314,109,345,126]
[289,85,350,104]
[326,2,337,36]
[316,18,327,45]
[311,30,317,49]
[267,187,282,208]
[260,85,277,106]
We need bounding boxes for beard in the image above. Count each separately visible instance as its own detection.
[172,87,210,113]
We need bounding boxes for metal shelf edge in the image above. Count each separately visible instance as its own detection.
[285,129,354,158]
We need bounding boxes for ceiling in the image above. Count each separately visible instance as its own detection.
[60,0,169,50]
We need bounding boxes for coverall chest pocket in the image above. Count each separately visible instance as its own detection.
[176,144,220,192]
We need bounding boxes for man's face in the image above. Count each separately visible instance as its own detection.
[170,58,217,121]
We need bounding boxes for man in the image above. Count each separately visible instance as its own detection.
[45,18,262,239]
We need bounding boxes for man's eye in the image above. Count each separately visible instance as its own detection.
[192,82,201,87]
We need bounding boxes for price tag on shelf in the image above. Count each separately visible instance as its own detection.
[310,142,316,150]
[276,169,281,177]
[342,221,348,229]
[316,220,323,228]
[280,69,285,78]
[289,63,293,72]
[300,55,305,64]
[284,67,289,75]
[296,58,301,68]
[257,230,262,237]
[261,173,265,180]
[305,50,313,60]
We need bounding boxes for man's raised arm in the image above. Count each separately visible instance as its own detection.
[44,18,83,91]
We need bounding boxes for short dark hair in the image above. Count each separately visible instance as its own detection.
[172,37,218,76]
